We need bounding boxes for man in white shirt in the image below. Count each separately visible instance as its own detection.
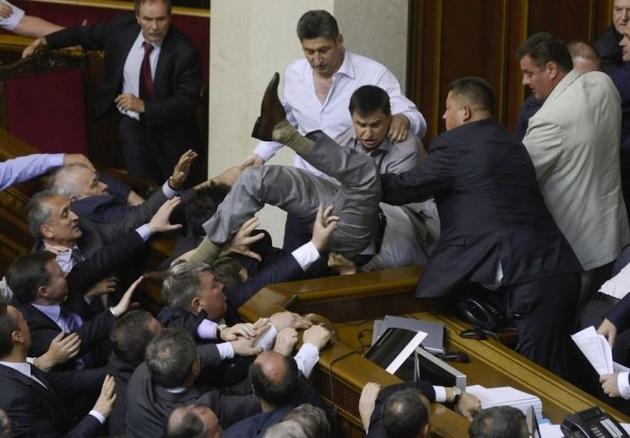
[240,10,426,250]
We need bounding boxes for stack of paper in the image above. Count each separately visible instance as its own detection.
[466,384,543,421]
[571,326,630,375]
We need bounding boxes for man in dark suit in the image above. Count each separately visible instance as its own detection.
[359,382,432,438]
[125,328,261,438]
[107,310,163,436]
[6,252,139,365]
[358,380,480,437]
[49,149,197,225]
[222,349,328,438]
[26,190,181,309]
[379,77,582,378]
[22,0,202,184]
[0,302,116,437]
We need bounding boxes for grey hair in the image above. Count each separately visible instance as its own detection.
[49,163,91,198]
[263,420,308,438]
[162,262,213,310]
[26,190,57,239]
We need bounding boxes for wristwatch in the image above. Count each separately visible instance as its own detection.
[217,323,228,340]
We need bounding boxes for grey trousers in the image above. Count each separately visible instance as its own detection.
[203,132,381,256]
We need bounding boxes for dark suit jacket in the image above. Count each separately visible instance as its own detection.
[125,344,260,438]
[223,406,292,438]
[227,250,305,309]
[35,229,146,316]
[106,355,137,436]
[0,363,102,437]
[594,25,623,74]
[380,119,581,298]
[45,14,201,127]
[12,300,115,367]
[71,181,168,225]
[366,381,435,438]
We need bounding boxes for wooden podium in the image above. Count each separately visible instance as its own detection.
[238,266,630,437]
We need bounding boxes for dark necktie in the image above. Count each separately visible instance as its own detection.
[60,306,82,332]
[139,41,154,100]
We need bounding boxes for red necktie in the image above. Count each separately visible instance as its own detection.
[139,41,154,100]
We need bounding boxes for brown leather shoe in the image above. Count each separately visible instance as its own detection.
[251,72,286,141]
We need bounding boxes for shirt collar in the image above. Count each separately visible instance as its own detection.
[353,137,392,155]
[43,243,79,273]
[334,51,354,79]
[0,361,32,377]
[135,31,163,50]
[31,303,62,322]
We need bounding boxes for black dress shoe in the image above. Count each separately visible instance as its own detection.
[251,72,286,141]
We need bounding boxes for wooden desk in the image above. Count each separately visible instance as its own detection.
[238,267,630,437]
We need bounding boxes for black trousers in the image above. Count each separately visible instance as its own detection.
[504,273,581,379]
[119,116,202,185]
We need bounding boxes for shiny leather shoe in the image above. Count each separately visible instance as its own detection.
[251,72,286,141]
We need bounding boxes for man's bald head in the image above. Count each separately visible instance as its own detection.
[165,404,221,438]
[250,351,299,407]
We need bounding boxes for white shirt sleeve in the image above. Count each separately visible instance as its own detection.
[0,153,64,190]
[0,0,24,32]
[617,372,630,399]
[291,241,321,271]
[294,343,320,378]
[254,324,278,351]
[376,68,426,138]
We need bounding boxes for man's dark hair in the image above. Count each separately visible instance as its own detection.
[211,257,243,291]
[0,303,18,358]
[448,76,496,115]
[468,406,528,438]
[185,185,229,237]
[145,328,198,387]
[249,355,299,407]
[134,0,172,15]
[110,310,159,366]
[382,388,429,438]
[283,403,331,438]
[349,85,391,117]
[516,32,573,72]
[164,406,206,438]
[297,10,339,41]
[6,251,56,304]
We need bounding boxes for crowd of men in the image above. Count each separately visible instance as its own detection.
[3,0,630,436]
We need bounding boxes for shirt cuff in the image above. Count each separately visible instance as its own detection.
[433,386,447,403]
[161,180,179,198]
[51,153,65,167]
[197,319,218,340]
[617,372,630,399]
[294,343,320,378]
[216,342,234,360]
[135,224,152,241]
[88,410,106,424]
[291,241,320,271]
[252,141,279,162]
[255,323,278,351]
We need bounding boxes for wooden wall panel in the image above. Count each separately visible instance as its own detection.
[408,0,615,144]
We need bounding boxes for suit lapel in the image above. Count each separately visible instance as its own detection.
[153,31,174,97]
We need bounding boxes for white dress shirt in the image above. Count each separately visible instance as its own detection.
[120,32,162,120]
[252,51,426,179]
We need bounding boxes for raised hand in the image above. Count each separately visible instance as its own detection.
[169,149,198,190]
[221,217,265,261]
